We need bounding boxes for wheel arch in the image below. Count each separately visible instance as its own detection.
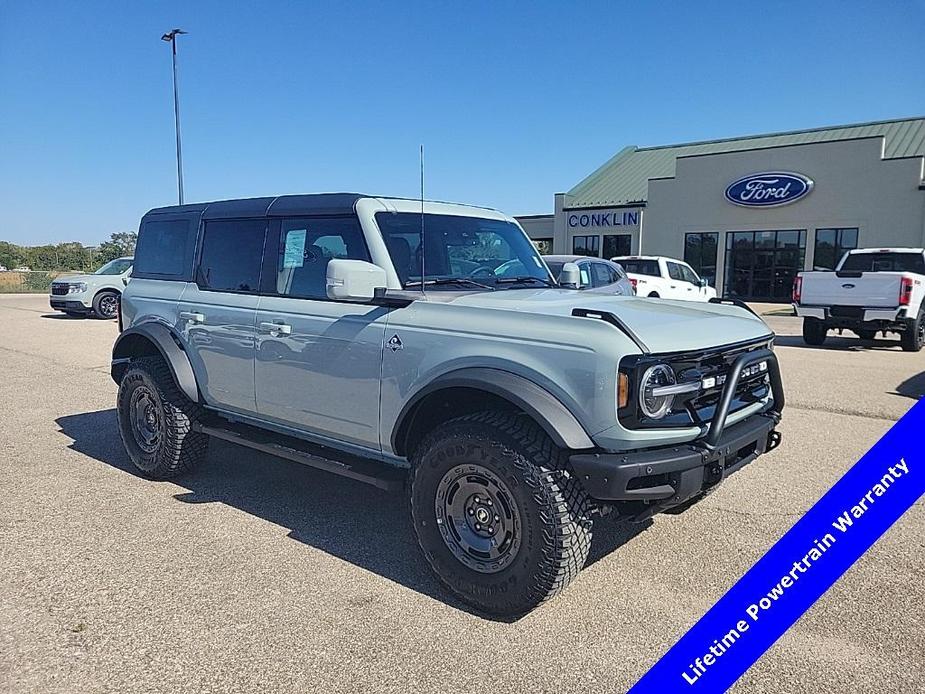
[111,322,200,403]
[391,368,595,458]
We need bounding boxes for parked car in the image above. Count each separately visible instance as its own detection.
[111,194,783,616]
[793,247,925,351]
[611,255,717,301]
[0,265,7,272]
[543,255,635,296]
[48,256,133,319]
[13,266,31,272]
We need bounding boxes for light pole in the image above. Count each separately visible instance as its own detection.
[161,28,187,205]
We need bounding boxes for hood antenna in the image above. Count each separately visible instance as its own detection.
[420,144,426,294]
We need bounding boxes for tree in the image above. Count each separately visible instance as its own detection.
[96,231,138,266]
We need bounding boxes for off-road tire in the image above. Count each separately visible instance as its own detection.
[802,318,827,346]
[117,356,208,479]
[92,290,119,319]
[856,329,877,340]
[410,411,592,616]
[901,307,925,352]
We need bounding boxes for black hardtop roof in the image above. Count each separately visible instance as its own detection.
[144,193,370,220]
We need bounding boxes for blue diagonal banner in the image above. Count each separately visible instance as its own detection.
[628,398,925,693]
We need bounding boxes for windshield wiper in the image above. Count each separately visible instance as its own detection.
[494,276,555,287]
[406,278,495,290]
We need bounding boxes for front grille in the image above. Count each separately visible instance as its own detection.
[51,284,69,296]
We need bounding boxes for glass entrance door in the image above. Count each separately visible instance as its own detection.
[724,230,806,301]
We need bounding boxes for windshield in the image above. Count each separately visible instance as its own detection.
[376,213,551,290]
[840,252,925,274]
[94,258,133,275]
[616,258,659,277]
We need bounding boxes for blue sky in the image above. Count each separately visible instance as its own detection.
[1,1,924,245]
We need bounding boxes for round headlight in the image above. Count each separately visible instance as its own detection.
[639,364,676,419]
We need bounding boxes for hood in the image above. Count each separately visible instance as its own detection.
[441,288,772,353]
[52,273,94,284]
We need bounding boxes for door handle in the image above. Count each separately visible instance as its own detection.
[179,311,205,324]
[259,321,292,336]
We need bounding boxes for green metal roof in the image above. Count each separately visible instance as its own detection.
[565,117,925,209]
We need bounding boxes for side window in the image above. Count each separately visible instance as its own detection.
[667,262,685,281]
[276,216,370,299]
[133,219,193,279]
[679,264,700,284]
[591,262,612,287]
[197,219,267,293]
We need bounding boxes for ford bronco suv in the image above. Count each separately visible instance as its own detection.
[111,194,784,616]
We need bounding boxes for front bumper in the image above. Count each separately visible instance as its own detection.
[570,347,784,518]
[49,298,91,313]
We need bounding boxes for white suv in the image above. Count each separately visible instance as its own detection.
[49,257,133,319]
[612,255,717,302]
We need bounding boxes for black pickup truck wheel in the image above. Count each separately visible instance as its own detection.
[117,356,208,479]
[410,411,592,616]
[901,307,925,352]
[802,318,827,346]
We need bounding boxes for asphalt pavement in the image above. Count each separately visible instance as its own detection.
[1,294,922,693]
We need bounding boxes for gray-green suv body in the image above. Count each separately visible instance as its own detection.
[49,257,133,318]
[111,194,784,616]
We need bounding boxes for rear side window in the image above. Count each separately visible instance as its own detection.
[619,259,659,277]
[275,216,370,299]
[591,262,612,287]
[133,219,195,279]
[840,252,925,274]
[197,219,267,293]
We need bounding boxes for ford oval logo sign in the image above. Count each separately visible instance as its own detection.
[725,171,813,208]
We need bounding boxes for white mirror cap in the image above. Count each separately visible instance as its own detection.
[559,262,581,287]
[326,259,388,301]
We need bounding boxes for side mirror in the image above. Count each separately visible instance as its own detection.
[699,278,708,288]
[558,262,581,289]
[326,259,387,302]
[122,276,129,287]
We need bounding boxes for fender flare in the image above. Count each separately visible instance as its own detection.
[111,322,200,403]
[392,367,595,454]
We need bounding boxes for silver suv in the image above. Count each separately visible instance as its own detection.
[111,194,784,616]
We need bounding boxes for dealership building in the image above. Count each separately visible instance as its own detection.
[517,117,925,301]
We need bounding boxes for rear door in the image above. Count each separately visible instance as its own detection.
[177,218,267,413]
[590,261,624,295]
[254,216,388,450]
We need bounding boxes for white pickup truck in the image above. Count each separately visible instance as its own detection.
[793,247,925,351]
[611,255,717,302]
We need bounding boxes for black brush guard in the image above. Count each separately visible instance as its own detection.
[570,349,784,518]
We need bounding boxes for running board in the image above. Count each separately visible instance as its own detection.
[195,421,406,492]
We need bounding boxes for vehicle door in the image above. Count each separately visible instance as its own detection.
[177,218,267,414]
[665,260,689,299]
[254,216,388,450]
[590,261,623,295]
[678,262,707,299]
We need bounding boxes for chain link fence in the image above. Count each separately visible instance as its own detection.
[0,271,67,293]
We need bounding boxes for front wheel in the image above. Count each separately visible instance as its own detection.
[410,411,592,616]
[117,356,208,479]
[92,290,119,319]
[802,318,827,346]
[901,307,925,352]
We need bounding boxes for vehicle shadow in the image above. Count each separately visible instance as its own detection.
[39,313,88,320]
[893,371,925,400]
[55,408,649,622]
[773,334,903,351]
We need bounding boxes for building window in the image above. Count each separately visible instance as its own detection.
[532,238,553,255]
[572,235,600,257]
[684,232,718,287]
[813,228,858,270]
[723,230,806,301]
[602,234,631,259]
